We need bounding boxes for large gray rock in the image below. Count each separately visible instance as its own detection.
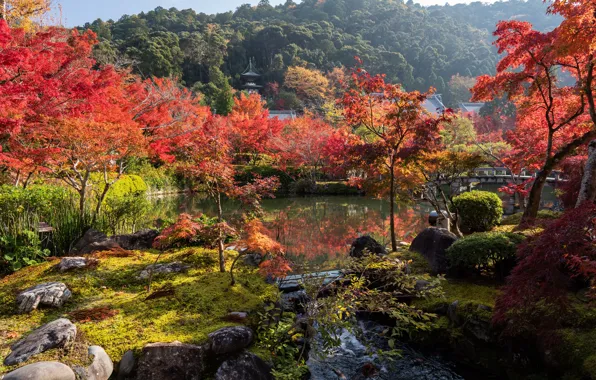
[16,282,72,314]
[112,229,159,250]
[73,346,113,380]
[208,326,254,355]
[410,227,457,274]
[349,235,387,258]
[4,318,77,366]
[56,257,98,272]
[116,350,135,380]
[138,262,190,280]
[71,229,120,255]
[136,342,206,380]
[2,361,76,380]
[215,352,273,380]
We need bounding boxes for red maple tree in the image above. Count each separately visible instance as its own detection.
[340,63,449,251]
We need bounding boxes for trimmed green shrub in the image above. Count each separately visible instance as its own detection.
[453,190,503,232]
[100,175,150,235]
[127,159,182,192]
[446,232,525,279]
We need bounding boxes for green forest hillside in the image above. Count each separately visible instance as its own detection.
[82,0,560,108]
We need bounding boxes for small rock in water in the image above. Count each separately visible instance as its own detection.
[281,290,308,313]
[117,350,136,379]
[57,257,98,272]
[73,345,113,380]
[16,282,72,314]
[138,262,189,279]
[349,235,387,258]
[215,352,273,380]
[208,326,254,355]
[4,318,77,365]
[2,361,76,380]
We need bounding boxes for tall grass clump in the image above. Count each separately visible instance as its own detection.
[0,185,88,273]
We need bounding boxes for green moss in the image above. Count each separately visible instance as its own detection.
[0,248,277,373]
[501,210,562,226]
[556,327,596,379]
[414,279,500,311]
[390,250,432,274]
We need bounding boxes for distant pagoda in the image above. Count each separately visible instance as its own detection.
[241,58,263,93]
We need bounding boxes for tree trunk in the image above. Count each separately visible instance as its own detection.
[389,164,397,252]
[216,191,226,273]
[78,171,91,222]
[576,140,596,207]
[229,251,247,286]
[521,170,548,224]
[79,187,87,220]
[93,182,112,225]
[22,172,33,189]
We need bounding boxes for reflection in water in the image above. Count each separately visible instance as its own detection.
[148,195,432,271]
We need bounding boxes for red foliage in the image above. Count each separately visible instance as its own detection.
[494,206,596,335]
[273,116,336,179]
[558,156,587,209]
[153,213,234,250]
[0,21,142,183]
[240,219,290,278]
[229,93,283,163]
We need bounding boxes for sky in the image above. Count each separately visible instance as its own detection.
[58,0,485,27]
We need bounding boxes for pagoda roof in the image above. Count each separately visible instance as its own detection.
[242,58,261,78]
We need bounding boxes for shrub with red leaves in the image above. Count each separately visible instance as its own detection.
[493,204,596,335]
[153,213,236,250]
[558,156,586,209]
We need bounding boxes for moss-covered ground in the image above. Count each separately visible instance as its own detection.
[0,248,278,373]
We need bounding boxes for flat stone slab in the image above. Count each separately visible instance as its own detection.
[57,257,98,272]
[4,318,77,366]
[208,326,254,355]
[278,270,342,292]
[138,262,189,280]
[16,282,72,314]
[2,361,76,380]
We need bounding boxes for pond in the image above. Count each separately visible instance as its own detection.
[148,194,432,271]
[147,183,558,272]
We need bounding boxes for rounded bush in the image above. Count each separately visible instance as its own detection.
[453,190,503,232]
[446,232,524,279]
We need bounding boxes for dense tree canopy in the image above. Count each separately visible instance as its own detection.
[80,0,558,108]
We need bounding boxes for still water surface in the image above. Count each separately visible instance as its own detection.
[149,195,431,271]
[148,184,557,271]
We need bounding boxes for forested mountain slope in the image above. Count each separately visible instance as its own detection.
[82,0,559,108]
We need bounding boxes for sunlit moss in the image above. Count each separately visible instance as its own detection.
[390,250,432,274]
[0,248,277,373]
